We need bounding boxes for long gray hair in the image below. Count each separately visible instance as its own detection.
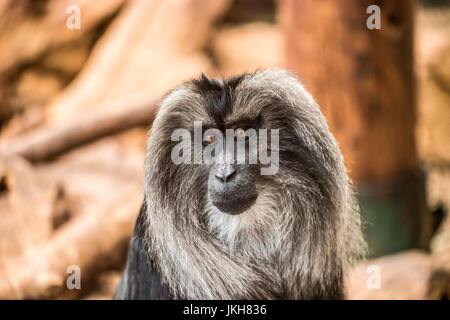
[142,68,366,299]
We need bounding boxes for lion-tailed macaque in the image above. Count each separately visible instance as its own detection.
[114,69,366,300]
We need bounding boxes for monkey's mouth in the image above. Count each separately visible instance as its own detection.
[210,192,258,215]
[207,166,259,215]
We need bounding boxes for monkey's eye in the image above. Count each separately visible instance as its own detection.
[235,128,248,139]
[203,134,216,146]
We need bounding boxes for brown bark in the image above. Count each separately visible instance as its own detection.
[0,130,145,299]
[345,250,432,300]
[345,248,450,300]
[0,97,158,162]
[279,0,417,182]
[0,0,126,79]
[0,0,126,122]
[427,247,450,299]
[212,22,284,77]
[46,0,230,124]
[427,211,450,299]
[0,180,140,299]
[0,158,57,264]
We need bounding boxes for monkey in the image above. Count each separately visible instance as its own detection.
[113,68,367,300]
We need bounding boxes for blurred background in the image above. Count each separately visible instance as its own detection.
[0,0,448,299]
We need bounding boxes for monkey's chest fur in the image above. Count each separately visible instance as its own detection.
[113,201,344,300]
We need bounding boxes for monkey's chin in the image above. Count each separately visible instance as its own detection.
[212,195,257,216]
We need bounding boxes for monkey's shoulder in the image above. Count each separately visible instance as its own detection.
[113,201,172,300]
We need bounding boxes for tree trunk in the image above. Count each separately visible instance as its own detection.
[279,0,431,256]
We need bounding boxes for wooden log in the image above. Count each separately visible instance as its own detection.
[427,247,450,299]
[428,207,450,299]
[0,0,126,79]
[0,158,57,264]
[0,0,127,122]
[345,250,431,299]
[47,0,230,124]
[0,97,158,162]
[0,176,140,299]
[0,131,145,299]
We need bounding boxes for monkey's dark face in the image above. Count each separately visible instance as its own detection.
[208,161,258,215]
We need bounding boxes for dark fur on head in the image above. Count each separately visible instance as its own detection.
[120,68,366,299]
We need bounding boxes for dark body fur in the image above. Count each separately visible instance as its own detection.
[114,201,172,299]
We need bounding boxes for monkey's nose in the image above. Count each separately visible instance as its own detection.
[215,164,236,183]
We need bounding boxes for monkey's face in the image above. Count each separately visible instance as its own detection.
[147,69,338,226]
[205,136,259,215]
